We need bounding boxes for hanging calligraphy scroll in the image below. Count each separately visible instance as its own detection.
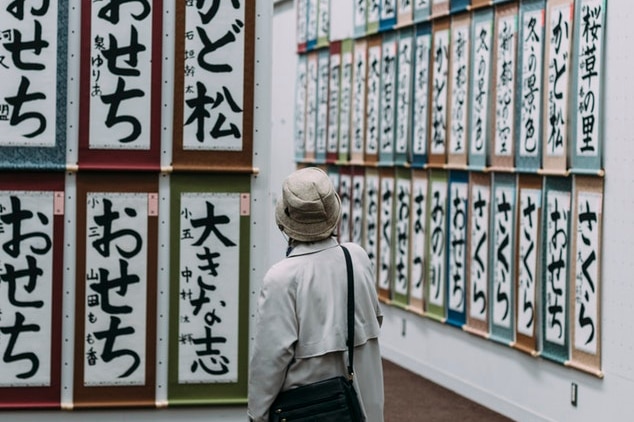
[515,0,545,173]
[0,173,64,408]
[429,18,450,168]
[395,28,414,165]
[0,3,67,170]
[316,0,330,48]
[297,0,308,52]
[363,167,381,291]
[542,0,574,175]
[379,31,398,166]
[304,51,319,163]
[414,0,431,23]
[377,168,396,303]
[397,0,414,28]
[425,169,448,322]
[568,175,603,377]
[392,168,412,308]
[490,3,518,172]
[447,13,471,168]
[327,165,341,224]
[541,176,572,364]
[464,172,491,338]
[338,166,353,243]
[307,0,318,50]
[380,0,398,32]
[338,39,354,163]
[350,39,368,164]
[367,0,381,35]
[411,23,432,168]
[327,41,342,164]
[468,7,494,170]
[74,172,158,407]
[451,0,471,14]
[513,174,542,356]
[365,35,382,165]
[471,0,491,9]
[172,1,255,173]
[351,166,366,245]
[408,169,428,315]
[431,0,450,18]
[78,1,162,171]
[294,55,308,162]
[489,173,517,346]
[327,164,340,192]
[570,0,606,174]
[315,48,330,164]
[446,170,469,328]
[354,0,368,38]
[167,173,250,405]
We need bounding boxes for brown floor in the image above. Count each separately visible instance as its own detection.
[383,359,513,422]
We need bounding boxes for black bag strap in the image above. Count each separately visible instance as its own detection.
[340,245,355,380]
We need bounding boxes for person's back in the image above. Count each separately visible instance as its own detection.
[247,167,384,422]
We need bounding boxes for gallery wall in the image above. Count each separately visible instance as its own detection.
[0,0,274,420]
[277,0,634,420]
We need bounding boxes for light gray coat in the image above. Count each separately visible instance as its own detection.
[248,238,384,421]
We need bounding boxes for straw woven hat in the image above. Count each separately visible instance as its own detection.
[275,167,341,242]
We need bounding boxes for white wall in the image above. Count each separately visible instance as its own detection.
[269,1,634,421]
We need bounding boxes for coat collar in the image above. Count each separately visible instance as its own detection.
[287,237,339,257]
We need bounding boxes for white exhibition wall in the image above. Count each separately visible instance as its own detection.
[270,1,634,421]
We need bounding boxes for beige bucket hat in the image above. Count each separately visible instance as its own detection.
[275,167,341,242]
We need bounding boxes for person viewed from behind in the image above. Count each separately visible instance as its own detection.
[247,167,384,421]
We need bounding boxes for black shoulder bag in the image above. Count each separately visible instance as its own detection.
[269,245,365,422]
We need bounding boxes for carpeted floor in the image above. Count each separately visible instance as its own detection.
[382,359,512,421]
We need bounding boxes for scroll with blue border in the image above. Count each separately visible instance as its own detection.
[467,8,494,171]
[380,0,397,32]
[411,23,432,168]
[570,0,606,175]
[515,0,545,173]
[446,170,469,328]
[540,176,572,364]
[414,0,431,23]
[0,3,68,170]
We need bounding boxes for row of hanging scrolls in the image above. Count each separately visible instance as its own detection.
[294,0,606,175]
[314,163,603,377]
